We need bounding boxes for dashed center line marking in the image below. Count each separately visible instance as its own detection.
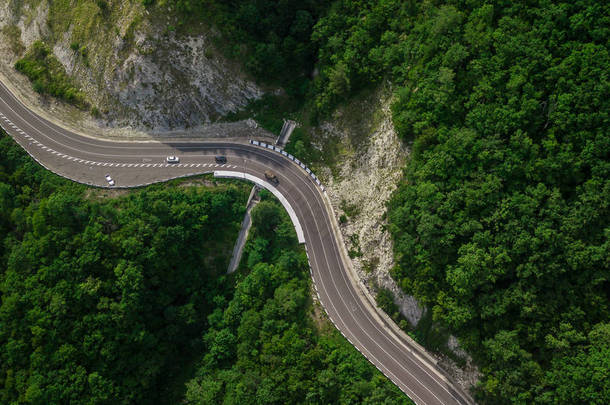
[0,119,237,185]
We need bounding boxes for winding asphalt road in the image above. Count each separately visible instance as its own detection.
[0,79,473,405]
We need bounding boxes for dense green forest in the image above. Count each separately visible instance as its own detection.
[189,0,608,402]
[184,195,409,404]
[15,41,88,108]
[0,130,406,403]
[0,130,249,403]
[328,1,609,403]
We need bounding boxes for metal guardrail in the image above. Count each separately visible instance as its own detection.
[250,139,325,192]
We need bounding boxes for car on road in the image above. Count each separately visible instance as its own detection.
[105,174,115,186]
[215,155,227,164]
[264,170,279,185]
[166,156,180,163]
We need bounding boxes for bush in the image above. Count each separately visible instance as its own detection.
[15,41,88,109]
[376,287,399,318]
[96,0,109,15]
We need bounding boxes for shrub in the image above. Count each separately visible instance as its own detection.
[15,41,88,109]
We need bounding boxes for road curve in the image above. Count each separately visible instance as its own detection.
[0,79,472,405]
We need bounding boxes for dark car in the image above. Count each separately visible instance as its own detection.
[264,170,279,185]
[215,155,227,164]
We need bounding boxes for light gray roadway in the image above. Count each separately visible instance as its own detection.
[0,79,472,405]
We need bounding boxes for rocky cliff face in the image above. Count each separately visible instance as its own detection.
[0,0,263,135]
[313,86,419,325]
[313,86,479,393]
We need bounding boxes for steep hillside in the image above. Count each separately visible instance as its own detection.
[300,85,479,393]
[0,0,262,133]
[306,0,609,403]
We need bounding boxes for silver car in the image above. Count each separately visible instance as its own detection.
[105,174,115,186]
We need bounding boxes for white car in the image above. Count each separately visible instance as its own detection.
[166,156,180,163]
[105,174,115,186]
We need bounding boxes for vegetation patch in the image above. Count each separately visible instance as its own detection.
[143,0,329,87]
[362,256,379,274]
[347,233,363,259]
[340,198,361,218]
[1,25,25,56]
[184,189,411,404]
[224,93,297,135]
[15,41,88,108]
[376,287,400,319]
[0,129,249,404]
[284,126,320,167]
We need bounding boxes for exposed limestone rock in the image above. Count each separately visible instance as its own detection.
[314,88,421,325]
[441,336,481,391]
[314,86,479,395]
[0,0,263,136]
